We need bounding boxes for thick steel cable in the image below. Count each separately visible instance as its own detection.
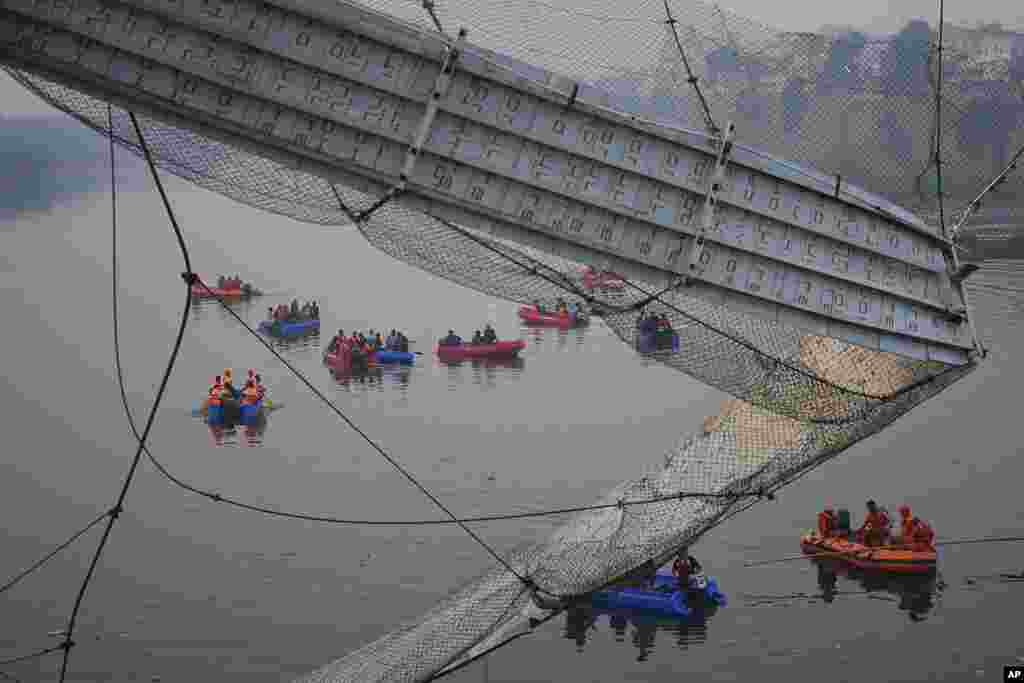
[935,0,947,237]
[661,0,719,136]
[0,510,110,596]
[0,646,64,668]
[141,441,765,524]
[56,110,194,683]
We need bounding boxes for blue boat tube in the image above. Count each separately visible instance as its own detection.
[259,318,320,337]
[239,399,264,424]
[373,350,416,364]
[207,398,240,425]
[590,586,692,617]
[652,571,728,606]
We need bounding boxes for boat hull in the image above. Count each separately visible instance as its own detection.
[436,340,526,360]
[800,534,937,575]
[190,285,259,299]
[239,400,264,424]
[373,350,416,364]
[259,319,319,337]
[590,572,726,617]
[518,306,585,327]
[637,330,681,353]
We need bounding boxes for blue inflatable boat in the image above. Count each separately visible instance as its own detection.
[372,349,416,364]
[259,319,320,337]
[590,571,727,617]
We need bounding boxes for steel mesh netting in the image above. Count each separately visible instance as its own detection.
[0,0,1004,679]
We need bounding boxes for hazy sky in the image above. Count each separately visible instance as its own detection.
[713,0,1022,34]
[1,0,1022,116]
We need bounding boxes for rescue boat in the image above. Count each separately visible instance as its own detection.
[518,305,587,327]
[800,532,937,575]
[436,340,526,361]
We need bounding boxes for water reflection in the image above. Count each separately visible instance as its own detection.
[264,328,321,353]
[207,419,266,448]
[563,602,716,659]
[438,356,525,391]
[813,560,942,621]
[330,362,413,393]
[189,296,260,322]
[521,324,588,350]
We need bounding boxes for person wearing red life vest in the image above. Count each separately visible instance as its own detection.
[897,506,936,552]
[207,375,223,406]
[856,500,890,547]
[818,508,838,538]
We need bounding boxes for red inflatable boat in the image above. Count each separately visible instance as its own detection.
[191,285,247,299]
[436,340,526,360]
[518,305,585,327]
[582,268,625,290]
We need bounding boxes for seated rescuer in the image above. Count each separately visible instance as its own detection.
[208,376,223,406]
[857,500,890,547]
[672,551,691,588]
[898,506,936,552]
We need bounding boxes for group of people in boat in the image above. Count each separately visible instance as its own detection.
[620,551,706,592]
[637,311,676,349]
[327,328,411,364]
[207,368,267,407]
[268,299,319,322]
[817,500,935,552]
[215,275,254,292]
[532,299,581,320]
[439,324,499,346]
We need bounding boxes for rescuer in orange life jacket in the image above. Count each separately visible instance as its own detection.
[241,380,260,405]
[856,500,891,547]
[897,506,936,552]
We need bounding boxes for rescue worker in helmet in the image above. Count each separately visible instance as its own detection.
[856,500,890,547]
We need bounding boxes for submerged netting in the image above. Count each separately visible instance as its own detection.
[3,0,1015,679]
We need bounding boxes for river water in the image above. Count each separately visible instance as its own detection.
[2,116,1024,682]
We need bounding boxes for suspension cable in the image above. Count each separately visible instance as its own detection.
[934,0,947,237]
[57,110,194,683]
[141,437,766,524]
[661,0,719,136]
[0,646,64,668]
[0,510,110,596]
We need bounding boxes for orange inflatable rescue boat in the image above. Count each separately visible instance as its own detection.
[800,532,937,575]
